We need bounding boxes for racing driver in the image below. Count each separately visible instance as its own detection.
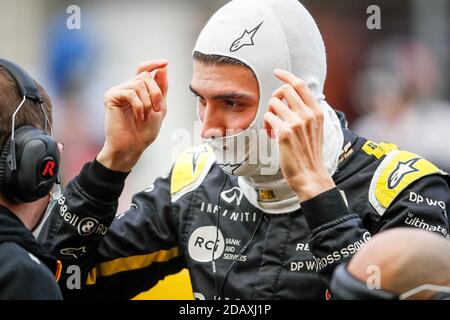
[40,0,450,299]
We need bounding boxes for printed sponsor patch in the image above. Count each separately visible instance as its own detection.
[171,145,215,197]
[369,150,444,215]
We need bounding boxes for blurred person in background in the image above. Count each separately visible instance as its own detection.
[331,228,450,300]
[352,38,450,172]
[39,0,450,300]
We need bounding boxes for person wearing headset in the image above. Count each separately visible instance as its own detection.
[40,0,450,300]
[0,57,160,299]
[0,59,62,299]
[331,228,450,300]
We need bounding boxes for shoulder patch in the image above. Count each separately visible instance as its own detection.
[369,150,445,215]
[170,144,215,202]
[362,140,398,159]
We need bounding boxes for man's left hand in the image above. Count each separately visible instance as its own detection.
[264,69,335,202]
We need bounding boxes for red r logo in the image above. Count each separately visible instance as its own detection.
[42,160,55,177]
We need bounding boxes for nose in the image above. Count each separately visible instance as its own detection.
[200,105,226,139]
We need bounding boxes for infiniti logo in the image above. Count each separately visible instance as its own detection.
[220,187,243,206]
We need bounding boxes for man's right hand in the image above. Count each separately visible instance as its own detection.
[96,59,169,172]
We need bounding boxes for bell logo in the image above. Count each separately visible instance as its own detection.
[188,226,225,262]
[220,187,243,206]
[42,160,56,178]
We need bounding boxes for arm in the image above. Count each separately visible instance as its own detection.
[39,161,185,299]
[39,60,180,298]
[303,174,449,281]
[263,69,450,282]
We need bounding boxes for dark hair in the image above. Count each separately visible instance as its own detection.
[193,51,257,82]
[0,67,52,147]
[193,51,249,67]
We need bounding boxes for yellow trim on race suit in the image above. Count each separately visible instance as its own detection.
[362,140,398,159]
[369,149,445,215]
[170,145,215,195]
[133,269,193,300]
[86,247,180,285]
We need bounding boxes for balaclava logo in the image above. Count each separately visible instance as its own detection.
[218,163,243,175]
[230,21,264,52]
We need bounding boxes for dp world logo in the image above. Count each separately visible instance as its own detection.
[188,226,224,263]
[220,187,243,205]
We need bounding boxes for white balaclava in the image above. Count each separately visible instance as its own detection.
[194,0,344,213]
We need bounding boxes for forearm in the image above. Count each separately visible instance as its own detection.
[292,172,336,202]
[38,159,129,296]
[96,144,141,173]
[301,187,372,281]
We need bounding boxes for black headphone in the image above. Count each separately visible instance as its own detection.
[0,58,60,203]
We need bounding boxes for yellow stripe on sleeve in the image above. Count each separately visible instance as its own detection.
[86,247,180,285]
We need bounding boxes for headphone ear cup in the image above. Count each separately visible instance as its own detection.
[0,138,12,192]
[1,126,60,203]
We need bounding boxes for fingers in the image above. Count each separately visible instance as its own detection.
[111,89,144,120]
[137,72,163,112]
[268,97,293,121]
[154,66,168,99]
[274,69,317,111]
[264,111,284,139]
[113,71,163,117]
[136,59,168,75]
[272,69,323,130]
[272,84,307,112]
[133,79,152,119]
[266,69,325,142]
[265,95,299,138]
[147,77,163,112]
[104,60,168,122]
[137,62,168,112]
[136,59,168,111]
[114,78,151,120]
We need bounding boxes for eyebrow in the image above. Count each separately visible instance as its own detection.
[189,84,252,100]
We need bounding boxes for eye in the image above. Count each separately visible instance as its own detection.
[199,97,206,105]
[224,99,237,108]
[194,95,206,105]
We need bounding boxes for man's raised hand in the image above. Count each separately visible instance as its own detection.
[97,59,169,172]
